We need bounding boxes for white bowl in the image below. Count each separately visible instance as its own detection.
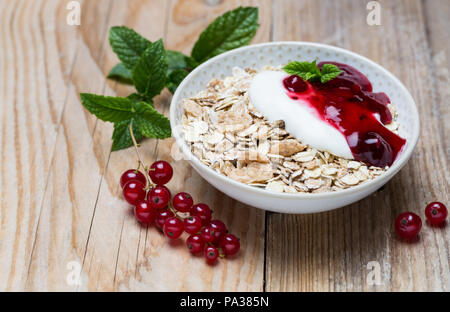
[170,42,420,214]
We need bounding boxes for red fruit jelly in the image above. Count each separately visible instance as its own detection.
[282,62,406,167]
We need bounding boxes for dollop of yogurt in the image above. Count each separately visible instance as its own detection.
[249,70,354,159]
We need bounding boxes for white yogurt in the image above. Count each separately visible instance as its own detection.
[248,70,354,159]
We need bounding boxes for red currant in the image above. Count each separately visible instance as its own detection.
[220,233,240,256]
[155,209,174,229]
[283,75,308,93]
[172,192,194,212]
[209,220,227,243]
[120,169,146,188]
[134,200,156,224]
[147,185,171,209]
[204,246,219,264]
[122,180,146,205]
[186,234,205,254]
[163,217,184,239]
[200,225,216,243]
[395,212,422,240]
[183,216,203,234]
[190,203,212,226]
[425,202,447,226]
[149,160,173,185]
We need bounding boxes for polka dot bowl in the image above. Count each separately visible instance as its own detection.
[170,42,420,214]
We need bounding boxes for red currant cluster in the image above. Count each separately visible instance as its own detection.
[120,160,240,264]
[394,202,447,240]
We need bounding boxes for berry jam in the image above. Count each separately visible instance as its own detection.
[282,62,406,167]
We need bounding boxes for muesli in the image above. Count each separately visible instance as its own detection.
[181,64,404,194]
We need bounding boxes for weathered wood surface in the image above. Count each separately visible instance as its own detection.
[0,0,448,291]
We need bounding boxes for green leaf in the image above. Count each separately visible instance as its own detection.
[107,63,133,85]
[166,50,197,75]
[282,61,320,81]
[320,63,343,83]
[166,69,190,94]
[132,39,168,98]
[80,93,133,123]
[126,93,154,107]
[191,7,259,63]
[282,61,342,83]
[109,26,151,70]
[111,119,141,151]
[133,102,171,139]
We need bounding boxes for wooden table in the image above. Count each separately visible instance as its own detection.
[0,0,448,292]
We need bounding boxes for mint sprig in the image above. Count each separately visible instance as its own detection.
[282,61,342,83]
[81,7,259,151]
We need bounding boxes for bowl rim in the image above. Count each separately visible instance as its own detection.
[170,41,420,200]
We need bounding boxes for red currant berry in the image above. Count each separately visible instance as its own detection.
[172,192,194,212]
[204,246,219,264]
[120,169,146,189]
[149,160,173,185]
[220,233,240,256]
[155,209,174,229]
[283,75,308,93]
[190,203,212,226]
[395,212,422,240]
[134,200,156,224]
[186,234,205,254]
[147,185,171,209]
[122,181,146,205]
[163,217,184,239]
[183,216,203,234]
[209,220,227,243]
[200,225,216,243]
[425,202,448,226]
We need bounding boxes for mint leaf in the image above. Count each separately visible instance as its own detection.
[166,69,190,94]
[283,61,320,81]
[111,119,141,151]
[166,50,197,74]
[80,93,133,122]
[320,63,342,83]
[132,39,167,98]
[133,102,171,138]
[191,7,259,63]
[107,63,133,85]
[126,93,154,107]
[109,26,151,70]
[282,61,342,83]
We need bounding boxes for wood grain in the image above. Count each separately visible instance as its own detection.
[0,0,448,292]
[266,0,449,291]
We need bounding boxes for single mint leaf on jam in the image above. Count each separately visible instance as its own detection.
[111,119,141,151]
[132,39,168,98]
[107,63,134,85]
[133,102,171,139]
[80,93,133,123]
[282,61,342,83]
[320,63,343,83]
[191,6,259,63]
[109,26,151,70]
[282,61,321,81]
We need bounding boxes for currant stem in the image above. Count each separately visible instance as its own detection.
[129,124,155,189]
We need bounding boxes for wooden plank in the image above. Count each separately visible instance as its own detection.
[25,0,270,291]
[0,0,79,291]
[266,0,449,291]
[83,0,271,292]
